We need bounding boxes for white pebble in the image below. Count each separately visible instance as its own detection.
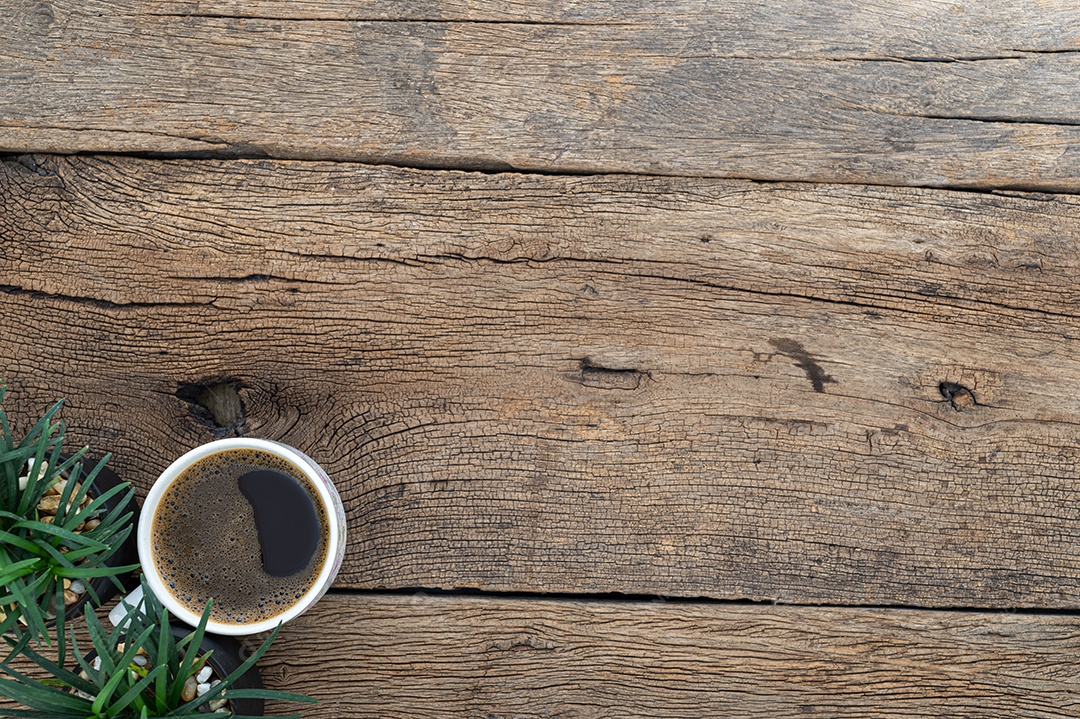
[92,657,102,671]
[18,476,28,491]
[133,655,148,667]
[197,682,210,696]
[69,580,85,595]
[197,666,212,683]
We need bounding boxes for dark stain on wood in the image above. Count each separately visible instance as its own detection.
[769,339,835,392]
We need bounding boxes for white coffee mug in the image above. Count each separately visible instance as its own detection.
[111,438,346,635]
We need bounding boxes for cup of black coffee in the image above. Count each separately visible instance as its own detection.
[125,439,346,636]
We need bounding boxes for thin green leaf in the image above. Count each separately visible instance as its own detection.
[51,580,69,657]
[61,460,94,511]
[77,452,110,486]
[0,675,91,714]
[0,444,51,473]
[50,458,88,527]
[104,664,165,718]
[7,518,109,549]
[79,516,134,559]
[90,624,156,717]
[0,657,46,685]
[171,601,212,708]
[1,627,31,663]
[5,575,48,646]
[187,622,316,713]
[66,482,132,529]
[101,656,162,716]
[15,434,50,517]
[0,612,20,638]
[1,440,48,462]
[189,652,211,679]
[9,637,98,696]
[39,444,65,508]
[50,456,82,527]
[46,543,106,563]
[54,562,140,579]
[0,522,58,550]
[0,386,11,442]
[0,554,46,579]
[34,542,78,575]
[15,399,64,450]
[163,622,180,710]
[56,605,70,668]
[0,446,37,472]
[49,450,86,479]
[72,632,99,685]
[0,508,38,523]
[84,605,116,676]
[153,609,171,716]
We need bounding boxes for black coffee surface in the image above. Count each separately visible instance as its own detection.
[151,449,329,625]
[238,468,321,576]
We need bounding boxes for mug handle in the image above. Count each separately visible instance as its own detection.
[108,584,147,628]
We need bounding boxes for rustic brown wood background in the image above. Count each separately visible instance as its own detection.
[3,0,1080,715]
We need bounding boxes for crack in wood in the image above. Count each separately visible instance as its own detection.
[893,111,1080,128]
[571,358,650,391]
[0,283,214,309]
[7,152,1080,197]
[324,585,1080,616]
[143,12,637,26]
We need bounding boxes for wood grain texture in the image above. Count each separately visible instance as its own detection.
[252,594,1080,718]
[4,0,1080,188]
[5,155,1080,607]
[6,594,1077,717]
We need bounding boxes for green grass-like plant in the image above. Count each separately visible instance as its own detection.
[0,388,138,655]
[0,577,316,718]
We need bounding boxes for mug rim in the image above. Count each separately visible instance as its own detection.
[138,438,341,636]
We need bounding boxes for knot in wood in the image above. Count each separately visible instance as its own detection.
[939,381,977,411]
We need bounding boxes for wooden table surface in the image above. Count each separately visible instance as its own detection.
[4,0,1080,716]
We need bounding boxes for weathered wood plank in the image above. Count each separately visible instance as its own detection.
[7,594,1077,717]
[138,0,1080,50]
[4,155,1080,607]
[4,1,1080,188]
[253,594,1080,718]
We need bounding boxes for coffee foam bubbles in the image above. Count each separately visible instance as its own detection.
[151,449,329,625]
